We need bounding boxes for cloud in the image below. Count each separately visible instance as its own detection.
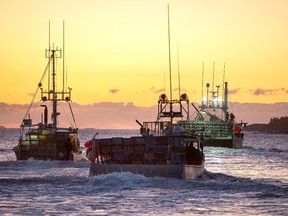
[1,101,288,129]
[228,88,240,95]
[153,88,164,94]
[173,88,187,93]
[136,87,164,95]
[250,88,287,96]
[109,89,119,94]
[145,87,188,94]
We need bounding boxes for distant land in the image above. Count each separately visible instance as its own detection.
[245,116,288,134]
[0,101,288,129]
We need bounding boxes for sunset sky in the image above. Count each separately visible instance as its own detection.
[1,0,288,107]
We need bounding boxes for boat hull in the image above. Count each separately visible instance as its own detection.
[178,120,244,148]
[14,129,82,161]
[89,162,205,180]
[184,163,205,180]
[87,135,205,180]
[72,152,82,161]
[204,136,243,148]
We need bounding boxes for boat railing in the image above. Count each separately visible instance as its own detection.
[178,120,233,139]
[140,121,169,136]
[141,121,186,137]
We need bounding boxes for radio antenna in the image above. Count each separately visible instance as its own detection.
[222,62,226,101]
[163,69,166,94]
[177,43,181,99]
[167,4,172,103]
[212,62,215,94]
[48,20,51,93]
[62,20,65,92]
[201,62,204,105]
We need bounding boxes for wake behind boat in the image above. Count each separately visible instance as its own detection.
[13,22,82,161]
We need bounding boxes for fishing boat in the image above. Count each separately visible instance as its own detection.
[86,93,205,180]
[86,5,205,180]
[13,23,82,161]
[179,76,246,148]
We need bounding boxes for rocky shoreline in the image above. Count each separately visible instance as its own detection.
[245,117,288,134]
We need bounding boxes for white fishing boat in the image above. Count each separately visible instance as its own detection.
[86,131,205,180]
[13,22,82,161]
[86,5,205,180]
[179,77,246,148]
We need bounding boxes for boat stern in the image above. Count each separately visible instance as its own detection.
[183,162,205,180]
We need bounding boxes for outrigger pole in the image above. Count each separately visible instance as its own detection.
[177,43,181,100]
[63,20,65,93]
[167,4,173,122]
[201,62,204,106]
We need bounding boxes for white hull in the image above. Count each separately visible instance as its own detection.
[72,152,82,161]
[184,163,205,180]
[232,136,243,149]
[89,162,204,180]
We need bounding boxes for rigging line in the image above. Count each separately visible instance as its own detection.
[22,59,51,120]
[167,4,172,102]
[68,102,77,128]
[30,100,40,123]
[59,103,74,128]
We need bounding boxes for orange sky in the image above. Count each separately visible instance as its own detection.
[1,0,288,107]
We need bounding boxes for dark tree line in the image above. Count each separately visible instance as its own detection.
[245,116,288,134]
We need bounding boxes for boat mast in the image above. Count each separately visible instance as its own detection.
[41,22,72,129]
[223,81,228,121]
[222,62,226,120]
[167,4,173,122]
[48,21,51,94]
[63,20,65,93]
[51,50,57,128]
[177,44,181,99]
[45,47,61,128]
[156,5,189,123]
[201,62,204,107]
[222,62,226,103]
[212,62,215,108]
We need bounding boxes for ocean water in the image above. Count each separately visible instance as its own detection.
[0,128,287,215]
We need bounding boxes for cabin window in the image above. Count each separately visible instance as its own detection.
[21,140,30,150]
[39,135,46,140]
[42,130,51,135]
[31,141,38,146]
[30,135,38,140]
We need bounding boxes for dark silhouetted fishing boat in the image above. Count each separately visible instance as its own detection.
[13,22,82,161]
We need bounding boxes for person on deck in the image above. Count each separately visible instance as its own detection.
[65,137,72,160]
[186,142,202,165]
